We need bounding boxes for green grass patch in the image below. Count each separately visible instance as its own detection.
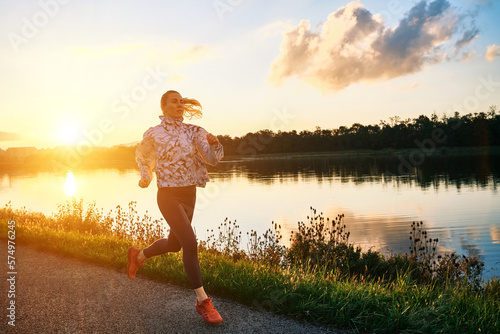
[1,201,499,333]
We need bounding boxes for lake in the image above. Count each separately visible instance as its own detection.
[1,152,499,278]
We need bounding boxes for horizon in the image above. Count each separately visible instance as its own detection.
[1,105,498,152]
[1,106,496,151]
[1,0,500,149]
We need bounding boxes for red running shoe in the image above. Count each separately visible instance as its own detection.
[126,247,144,279]
[196,298,223,325]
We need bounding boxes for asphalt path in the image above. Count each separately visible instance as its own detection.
[0,240,351,334]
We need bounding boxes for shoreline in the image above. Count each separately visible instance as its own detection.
[1,145,500,169]
[1,204,498,333]
[224,145,500,161]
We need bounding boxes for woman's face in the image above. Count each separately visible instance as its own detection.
[163,92,184,118]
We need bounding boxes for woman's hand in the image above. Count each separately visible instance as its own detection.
[138,178,150,188]
[207,133,219,145]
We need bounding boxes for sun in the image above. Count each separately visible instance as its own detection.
[57,120,81,145]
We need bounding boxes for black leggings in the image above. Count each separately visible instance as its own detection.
[142,185,202,289]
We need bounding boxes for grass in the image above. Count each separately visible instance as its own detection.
[1,200,499,333]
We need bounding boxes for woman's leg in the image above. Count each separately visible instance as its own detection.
[141,187,196,258]
[142,186,202,289]
[141,229,181,258]
[136,186,222,324]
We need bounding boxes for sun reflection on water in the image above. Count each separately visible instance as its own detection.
[65,171,76,196]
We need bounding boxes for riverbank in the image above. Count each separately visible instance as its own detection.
[1,203,499,333]
[224,145,500,161]
[1,145,500,170]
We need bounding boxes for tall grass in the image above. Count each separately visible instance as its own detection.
[1,200,498,333]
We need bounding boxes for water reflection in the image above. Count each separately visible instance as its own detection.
[210,153,500,191]
[0,152,499,278]
[491,226,500,244]
[65,171,76,197]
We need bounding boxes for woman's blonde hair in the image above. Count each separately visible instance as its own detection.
[160,90,202,119]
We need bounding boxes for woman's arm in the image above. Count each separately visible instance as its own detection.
[196,128,224,166]
[135,128,157,188]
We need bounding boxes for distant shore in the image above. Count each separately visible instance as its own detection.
[224,145,500,161]
[1,145,500,170]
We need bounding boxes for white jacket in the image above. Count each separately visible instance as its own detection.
[135,115,224,188]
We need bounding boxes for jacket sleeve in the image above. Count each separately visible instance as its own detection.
[135,128,157,187]
[196,127,224,166]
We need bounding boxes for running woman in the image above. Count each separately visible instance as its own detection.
[127,90,224,325]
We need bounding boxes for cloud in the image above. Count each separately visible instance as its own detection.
[0,131,24,141]
[454,27,479,50]
[459,49,477,61]
[269,0,480,92]
[398,81,422,91]
[69,42,213,66]
[473,0,492,5]
[258,21,294,39]
[485,44,500,61]
[172,44,212,64]
[169,73,184,82]
[71,44,143,58]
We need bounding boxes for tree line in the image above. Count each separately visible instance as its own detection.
[218,107,500,156]
[1,107,499,168]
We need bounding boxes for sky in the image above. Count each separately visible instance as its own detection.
[1,0,499,149]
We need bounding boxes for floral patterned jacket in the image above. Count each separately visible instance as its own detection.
[135,115,224,188]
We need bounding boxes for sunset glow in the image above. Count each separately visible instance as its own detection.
[57,121,81,145]
[1,1,499,149]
